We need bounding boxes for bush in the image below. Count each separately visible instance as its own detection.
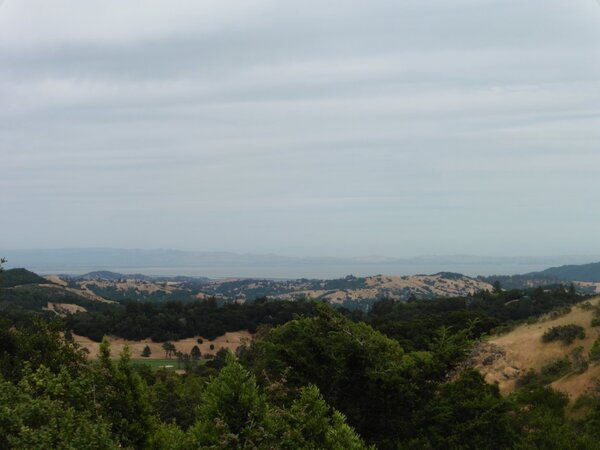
[546,306,572,320]
[542,325,585,345]
[516,358,574,387]
[571,346,588,374]
[590,338,600,362]
[539,358,573,384]
[578,302,594,311]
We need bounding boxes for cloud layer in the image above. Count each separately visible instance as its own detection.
[1,0,599,257]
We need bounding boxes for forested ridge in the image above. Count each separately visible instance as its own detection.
[4,258,600,448]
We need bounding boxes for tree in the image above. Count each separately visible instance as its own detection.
[141,345,152,358]
[189,352,274,448]
[94,340,155,447]
[0,373,117,449]
[569,283,577,296]
[492,280,502,294]
[0,257,5,289]
[240,304,438,448]
[162,342,176,359]
[421,369,516,449]
[152,372,205,429]
[590,338,600,362]
[191,345,201,360]
[278,385,371,449]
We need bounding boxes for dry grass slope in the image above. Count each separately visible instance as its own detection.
[473,296,600,398]
[74,330,253,360]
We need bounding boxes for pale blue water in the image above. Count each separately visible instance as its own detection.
[28,262,553,279]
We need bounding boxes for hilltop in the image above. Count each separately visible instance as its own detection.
[0,268,50,288]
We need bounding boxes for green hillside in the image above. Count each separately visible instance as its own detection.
[533,262,600,282]
[0,268,50,288]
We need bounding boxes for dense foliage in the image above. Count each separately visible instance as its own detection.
[0,268,50,288]
[542,324,586,345]
[0,319,370,449]
[0,284,116,327]
[355,285,587,352]
[65,284,587,349]
[66,297,319,341]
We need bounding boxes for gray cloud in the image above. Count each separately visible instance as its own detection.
[1,0,599,259]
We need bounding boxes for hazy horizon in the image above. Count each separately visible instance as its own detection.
[2,1,600,257]
[4,247,600,279]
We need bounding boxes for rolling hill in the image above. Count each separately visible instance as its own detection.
[531,262,600,282]
[0,268,116,321]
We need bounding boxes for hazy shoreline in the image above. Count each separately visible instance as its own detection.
[25,262,555,279]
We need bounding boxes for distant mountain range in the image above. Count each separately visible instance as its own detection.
[5,248,600,278]
[5,257,600,317]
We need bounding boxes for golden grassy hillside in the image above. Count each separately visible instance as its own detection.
[74,330,252,360]
[473,297,600,399]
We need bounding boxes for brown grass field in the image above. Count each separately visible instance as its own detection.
[474,296,600,398]
[74,330,253,360]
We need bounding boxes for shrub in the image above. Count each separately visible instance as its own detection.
[578,302,594,311]
[571,346,589,374]
[539,358,573,384]
[141,345,151,358]
[590,338,600,362]
[547,306,572,319]
[517,358,574,387]
[542,325,585,345]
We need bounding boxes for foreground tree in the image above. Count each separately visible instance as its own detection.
[240,304,436,448]
[189,352,370,449]
[190,353,273,448]
[95,339,155,448]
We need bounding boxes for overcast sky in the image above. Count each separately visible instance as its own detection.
[1,0,599,258]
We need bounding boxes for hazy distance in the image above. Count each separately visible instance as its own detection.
[4,248,600,279]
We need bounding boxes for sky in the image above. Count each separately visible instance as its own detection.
[1,0,600,258]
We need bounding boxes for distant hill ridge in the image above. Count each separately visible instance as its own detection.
[530,262,600,282]
[75,270,154,281]
[70,271,211,283]
[0,268,51,288]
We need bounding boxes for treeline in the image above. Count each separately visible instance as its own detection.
[66,297,319,342]
[67,285,588,350]
[83,284,198,303]
[359,285,587,351]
